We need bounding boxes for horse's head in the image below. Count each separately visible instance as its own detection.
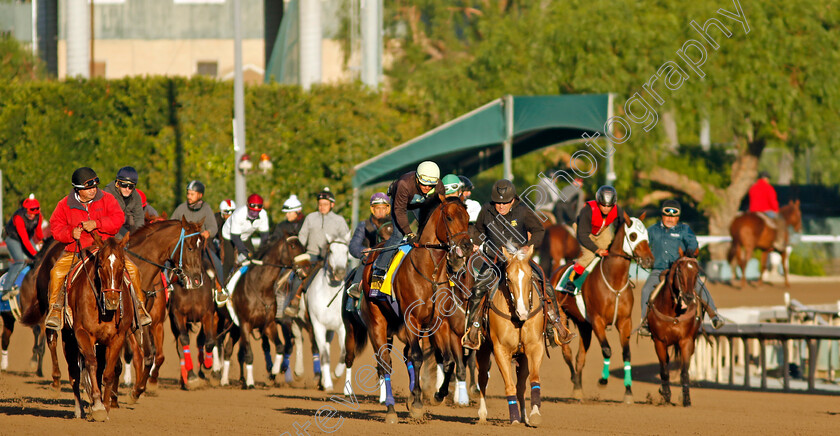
[173,216,206,289]
[502,244,534,321]
[620,211,655,269]
[430,197,472,273]
[325,233,350,282]
[670,248,701,308]
[282,236,309,278]
[93,232,130,311]
[783,199,802,233]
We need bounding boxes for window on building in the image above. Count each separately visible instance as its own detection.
[197,61,218,78]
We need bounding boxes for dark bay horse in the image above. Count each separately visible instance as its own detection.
[124,217,206,393]
[360,196,471,423]
[549,211,654,404]
[62,233,135,421]
[728,200,802,288]
[231,235,305,388]
[648,249,703,407]
[539,223,581,277]
[477,245,546,426]
[168,252,218,389]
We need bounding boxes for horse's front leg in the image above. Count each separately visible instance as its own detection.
[590,317,612,387]
[61,329,83,418]
[653,339,671,404]
[430,323,454,405]
[404,317,427,419]
[265,320,284,387]
[76,329,107,421]
[170,311,194,389]
[47,328,62,391]
[126,330,146,402]
[679,337,696,407]
[491,343,520,424]
[239,321,256,389]
[0,314,12,372]
[617,304,634,404]
[103,335,127,412]
[523,319,545,427]
[365,301,397,424]
[476,343,492,423]
[33,325,46,376]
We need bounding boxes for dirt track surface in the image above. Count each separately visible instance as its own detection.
[2,281,839,435]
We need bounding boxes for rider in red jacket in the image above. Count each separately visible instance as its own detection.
[747,171,786,251]
[748,172,779,215]
[45,167,152,330]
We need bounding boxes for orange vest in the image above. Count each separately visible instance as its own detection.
[587,200,618,235]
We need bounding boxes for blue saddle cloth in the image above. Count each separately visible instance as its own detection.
[0,265,29,313]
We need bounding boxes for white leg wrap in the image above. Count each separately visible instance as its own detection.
[212,348,221,372]
[272,354,283,375]
[378,376,386,403]
[245,364,255,387]
[343,368,354,396]
[457,380,469,405]
[221,360,231,386]
[1,350,8,371]
[436,363,445,390]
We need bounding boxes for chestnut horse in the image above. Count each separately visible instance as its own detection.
[728,200,802,288]
[62,233,135,421]
[550,212,654,403]
[230,235,305,388]
[360,196,471,423]
[477,245,546,426]
[647,249,703,407]
[539,223,581,277]
[124,217,206,394]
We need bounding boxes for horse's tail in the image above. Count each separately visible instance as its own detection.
[351,313,369,356]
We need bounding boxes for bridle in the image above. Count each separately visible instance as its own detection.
[668,257,700,308]
[125,223,202,287]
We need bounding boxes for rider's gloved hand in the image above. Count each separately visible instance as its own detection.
[236,253,249,264]
[404,233,419,244]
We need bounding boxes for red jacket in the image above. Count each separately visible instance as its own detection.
[49,189,125,252]
[748,179,779,213]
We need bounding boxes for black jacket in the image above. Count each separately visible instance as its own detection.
[470,197,545,256]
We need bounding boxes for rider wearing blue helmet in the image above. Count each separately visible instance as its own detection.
[345,192,392,299]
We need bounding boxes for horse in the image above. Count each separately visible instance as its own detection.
[360,196,471,423]
[647,249,703,407]
[538,223,581,277]
[549,211,655,403]
[61,233,135,421]
[229,235,305,388]
[168,252,218,389]
[305,235,350,392]
[476,244,546,425]
[728,199,802,288]
[123,217,207,394]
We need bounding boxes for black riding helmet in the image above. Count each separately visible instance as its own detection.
[458,175,474,191]
[187,180,205,195]
[72,167,99,190]
[595,185,617,207]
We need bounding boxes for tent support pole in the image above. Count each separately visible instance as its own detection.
[351,187,360,234]
[606,93,616,186]
[503,95,513,181]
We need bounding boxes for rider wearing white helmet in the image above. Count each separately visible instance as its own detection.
[272,194,305,239]
[371,161,445,288]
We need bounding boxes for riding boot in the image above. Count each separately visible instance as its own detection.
[45,251,75,331]
[561,269,578,294]
[284,286,304,317]
[125,259,152,327]
[461,287,488,350]
[773,218,787,252]
[346,283,361,299]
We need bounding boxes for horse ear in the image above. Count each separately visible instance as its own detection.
[438,192,446,203]
[622,210,631,224]
[92,232,103,247]
[794,199,800,206]
[678,247,684,257]
[501,245,510,259]
[523,244,534,258]
[120,232,130,248]
[693,248,700,257]
[181,215,188,227]
[197,217,206,228]
[639,211,647,221]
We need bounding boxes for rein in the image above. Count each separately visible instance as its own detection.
[125,226,201,276]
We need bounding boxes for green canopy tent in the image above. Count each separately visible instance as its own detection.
[351,94,615,227]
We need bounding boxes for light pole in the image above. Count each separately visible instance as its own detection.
[233,0,247,206]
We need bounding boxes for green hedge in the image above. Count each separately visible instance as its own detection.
[0,77,426,224]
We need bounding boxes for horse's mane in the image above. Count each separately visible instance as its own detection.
[127,219,175,245]
[32,237,56,262]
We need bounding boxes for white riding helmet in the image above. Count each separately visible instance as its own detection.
[416,161,440,186]
[282,194,303,212]
[219,199,236,214]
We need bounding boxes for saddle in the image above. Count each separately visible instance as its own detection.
[554,258,599,296]
[755,212,778,229]
[0,266,29,319]
[61,251,133,328]
[371,244,411,298]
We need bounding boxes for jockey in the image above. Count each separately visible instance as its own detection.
[285,187,350,315]
[135,188,159,219]
[214,199,236,281]
[345,192,391,299]
[222,194,270,295]
[371,161,444,286]
[638,200,724,336]
[748,171,785,251]
[102,166,144,239]
[171,180,222,285]
[560,185,624,295]
[462,179,571,350]
[458,175,482,223]
[45,167,152,330]
[553,177,584,226]
[272,194,305,239]
[3,194,44,288]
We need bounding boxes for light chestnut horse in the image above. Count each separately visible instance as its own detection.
[477,245,546,426]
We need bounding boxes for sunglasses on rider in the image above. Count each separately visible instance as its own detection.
[662,207,681,217]
[74,177,100,190]
[28,207,40,212]
[248,203,263,210]
[117,181,136,190]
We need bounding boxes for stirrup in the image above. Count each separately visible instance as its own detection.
[215,289,229,305]
[637,323,651,337]
[45,305,63,330]
[283,298,300,317]
[461,322,482,350]
[347,284,361,299]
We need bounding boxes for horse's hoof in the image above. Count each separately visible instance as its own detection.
[598,378,608,387]
[408,404,425,420]
[243,383,256,390]
[429,393,444,406]
[572,388,583,401]
[529,411,542,427]
[510,420,521,426]
[623,394,634,404]
[51,381,62,392]
[90,407,108,422]
[385,412,398,424]
[128,392,139,405]
[147,381,158,393]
